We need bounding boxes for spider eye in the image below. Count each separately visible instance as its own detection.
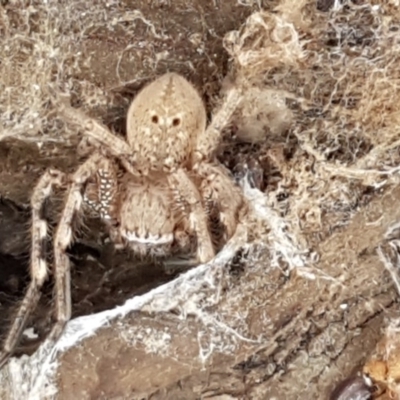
[172,118,180,127]
[151,115,159,124]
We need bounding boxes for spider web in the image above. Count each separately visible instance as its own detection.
[0,178,309,400]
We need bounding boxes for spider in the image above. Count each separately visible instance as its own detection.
[0,72,246,368]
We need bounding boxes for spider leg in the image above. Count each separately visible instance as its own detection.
[59,101,141,178]
[197,162,245,242]
[0,170,66,369]
[83,157,118,221]
[194,87,242,163]
[168,169,215,264]
[47,153,106,342]
[58,101,133,159]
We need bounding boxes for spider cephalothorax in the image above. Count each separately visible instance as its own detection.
[0,72,246,368]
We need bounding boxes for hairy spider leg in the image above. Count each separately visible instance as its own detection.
[168,168,215,264]
[194,87,242,164]
[197,162,245,244]
[0,170,65,368]
[47,153,108,342]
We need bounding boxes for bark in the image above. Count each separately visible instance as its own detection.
[47,186,399,399]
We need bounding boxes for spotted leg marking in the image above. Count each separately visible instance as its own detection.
[83,158,118,222]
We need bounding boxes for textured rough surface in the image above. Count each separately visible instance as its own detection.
[2,0,400,399]
[54,186,400,399]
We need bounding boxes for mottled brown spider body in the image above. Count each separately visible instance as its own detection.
[86,165,192,258]
[0,72,245,368]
